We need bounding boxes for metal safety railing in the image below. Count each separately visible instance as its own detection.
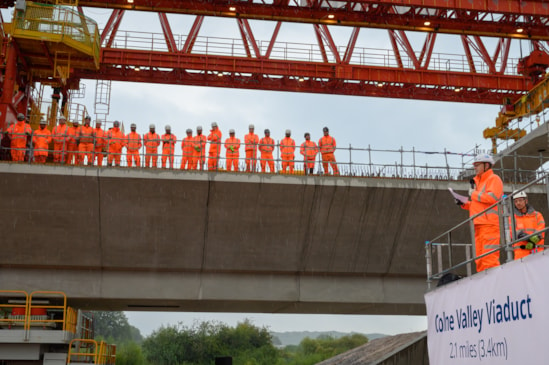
[2,129,549,183]
[425,173,549,289]
[107,30,521,76]
[12,2,100,63]
[0,290,78,341]
[67,339,117,365]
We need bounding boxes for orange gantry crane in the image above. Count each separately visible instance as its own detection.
[0,0,548,130]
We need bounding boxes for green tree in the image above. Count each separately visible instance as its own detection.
[115,341,147,365]
[142,320,281,365]
[91,311,143,344]
[281,333,368,365]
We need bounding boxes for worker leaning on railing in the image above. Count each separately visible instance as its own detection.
[32,119,51,164]
[259,129,275,173]
[207,122,222,170]
[66,120,80,165]
[180,128,194,170]
[300,132,318,175]
[161,125,177,169]
[8,113,32,162]
[512,190,546,259]
[77,116,94,165]
[224,129,240,172]
[192,125,207,170]
[52,116,68,164]
[280,129,296,173]
[244,124,259,172]
[143,124,160,168]
[455,153,503,273]
[126,123,142,168]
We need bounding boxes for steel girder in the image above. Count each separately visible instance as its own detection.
[21,1,547,104]
[64,48,527,104]
[75,0,549,40]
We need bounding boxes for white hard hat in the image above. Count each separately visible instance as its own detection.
[249,124,254,129]
[59,115,66,121]
[285,129,291,134]
[513,191,527,199]
[474,153,495,165]
[39,119,46,125]
[197,125,203,130]
[165,125,171,130]
[229,129,235,134]
[212,122,218,128]
[149,124,155,129]
[186,128,192,133]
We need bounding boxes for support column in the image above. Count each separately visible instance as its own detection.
[0,41,18,129]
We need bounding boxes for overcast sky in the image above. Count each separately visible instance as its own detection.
[3,6,539,337]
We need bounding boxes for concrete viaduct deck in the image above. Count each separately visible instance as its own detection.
[1,164,546,315]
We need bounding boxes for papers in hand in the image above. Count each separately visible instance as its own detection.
[449,188,468,204]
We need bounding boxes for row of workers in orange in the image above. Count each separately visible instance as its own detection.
[7,115,340,174]
[178,123,339,174]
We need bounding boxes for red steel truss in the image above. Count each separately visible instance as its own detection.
[69,5,534,105]
[77,0,549,40]
[3,0,549,126]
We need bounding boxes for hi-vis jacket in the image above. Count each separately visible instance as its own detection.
[513,205,545,257]
[461,169,503,225]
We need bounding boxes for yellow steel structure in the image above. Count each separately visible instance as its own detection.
[484,74,549,152]
[10,1,99,82]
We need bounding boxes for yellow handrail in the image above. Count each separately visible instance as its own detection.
[0,290,28,328]
[28,290,67,331]
[68,339,117,364]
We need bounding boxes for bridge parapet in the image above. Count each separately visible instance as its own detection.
[1,164,546,314]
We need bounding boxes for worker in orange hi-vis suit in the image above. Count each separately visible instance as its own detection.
[143,124,160,168]
[65,120,80,165]
[32,119,51,164]
[458,153,503,273]
[126,123,142,168]
[259,129,275,173]
[77,116,94,165]
[318,126,339,175]
[180,128,194,170]
[9,113,32,162]
[280,129,296,174]
[92,120,107,166]
[511,191,545,260]
[107,120,125,167]
[207,122,222,170]
[244,124,259,172]
[300,132,318,175]
[192,125,207,170]
[52,115,68,164]
[224,129,241,172]
[161,125,177,169]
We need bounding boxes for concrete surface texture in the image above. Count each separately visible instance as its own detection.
[1,163,546,314]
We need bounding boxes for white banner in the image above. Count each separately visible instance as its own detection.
[425,252,549,364]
